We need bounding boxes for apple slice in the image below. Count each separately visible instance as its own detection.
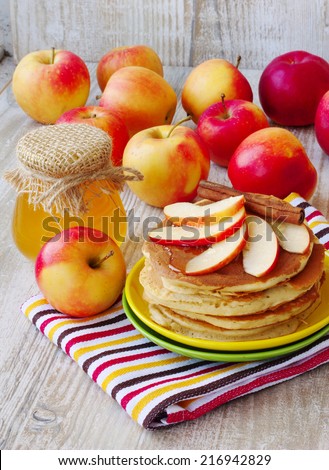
[273,221,311,254]
[185,223,248,275]
[148,207,246,246]
[163,195,245,226]
[242,215,279,277]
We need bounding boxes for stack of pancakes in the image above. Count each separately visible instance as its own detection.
[141,228,325,342]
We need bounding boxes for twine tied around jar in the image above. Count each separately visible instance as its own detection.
[4,124,143,214]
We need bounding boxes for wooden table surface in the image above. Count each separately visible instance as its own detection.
[1,57,329,450]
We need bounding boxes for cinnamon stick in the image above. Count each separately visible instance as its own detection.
[197,181,305,225]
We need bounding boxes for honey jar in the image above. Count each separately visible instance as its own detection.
[5,124,141,260]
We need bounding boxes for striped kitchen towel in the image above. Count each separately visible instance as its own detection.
[21,294,329,429]
[21,194,329,429]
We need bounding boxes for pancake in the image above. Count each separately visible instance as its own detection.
[142,237,315,293]
[149,298,321,342]
[140,243,325,317]
[157,280,323,330]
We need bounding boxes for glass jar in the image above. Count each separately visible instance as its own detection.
[11,182,127,260]
[5,124,141,260]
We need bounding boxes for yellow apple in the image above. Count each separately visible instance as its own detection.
[12,48,90,124]
[122,124,210,207]
[35,227,126,317]
[182,58,253,123]
[97,44,163,91]
[99,66,177,137]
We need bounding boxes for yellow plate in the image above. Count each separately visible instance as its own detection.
[125,255,329,352]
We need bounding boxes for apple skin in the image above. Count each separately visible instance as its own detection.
[259,50,329,126]
[99,66,177,137]
[197,99,269,167]
[56,106,130,166]
[35,226,126,317]
[315,90,329,156]
[228,127,317,200]
[12,49,90,124]
[181,59,253,124]
[97,44,163,92]
[122,124,210,207]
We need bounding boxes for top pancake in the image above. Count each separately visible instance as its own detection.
[142,234,321,293]
[140,242,325,317]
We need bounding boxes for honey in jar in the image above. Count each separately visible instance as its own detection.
[5,124,141,260]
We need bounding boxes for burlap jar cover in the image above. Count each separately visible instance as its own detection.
[4,123,142,214]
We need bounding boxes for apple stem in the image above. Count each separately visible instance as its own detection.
[167,115,192,138]
[91,250,114,268]
[95,94,101,100]
[51,47,55,64]
[235,55,241,69]
[221,93,229,119]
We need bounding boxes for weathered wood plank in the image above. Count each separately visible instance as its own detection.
[10,0,329,67]
[190,0,329,68]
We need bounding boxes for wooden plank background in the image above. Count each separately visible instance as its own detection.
[10,0,329,68]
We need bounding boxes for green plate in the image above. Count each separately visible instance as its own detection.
[122,290,329,362]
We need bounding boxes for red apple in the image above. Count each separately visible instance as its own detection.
[197,97,269,167]
[181,58,253,123]
[12,48,90,124]
[35,226,126,317]
[243,216,279,277]
[56,106,130,166]
[122,124,210,207]
[228,127,317,200]
[97,44,163,92]
[99,66,177,137]
[148,207,246,245]
[259,50,329,126]
[315,90,329,155]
